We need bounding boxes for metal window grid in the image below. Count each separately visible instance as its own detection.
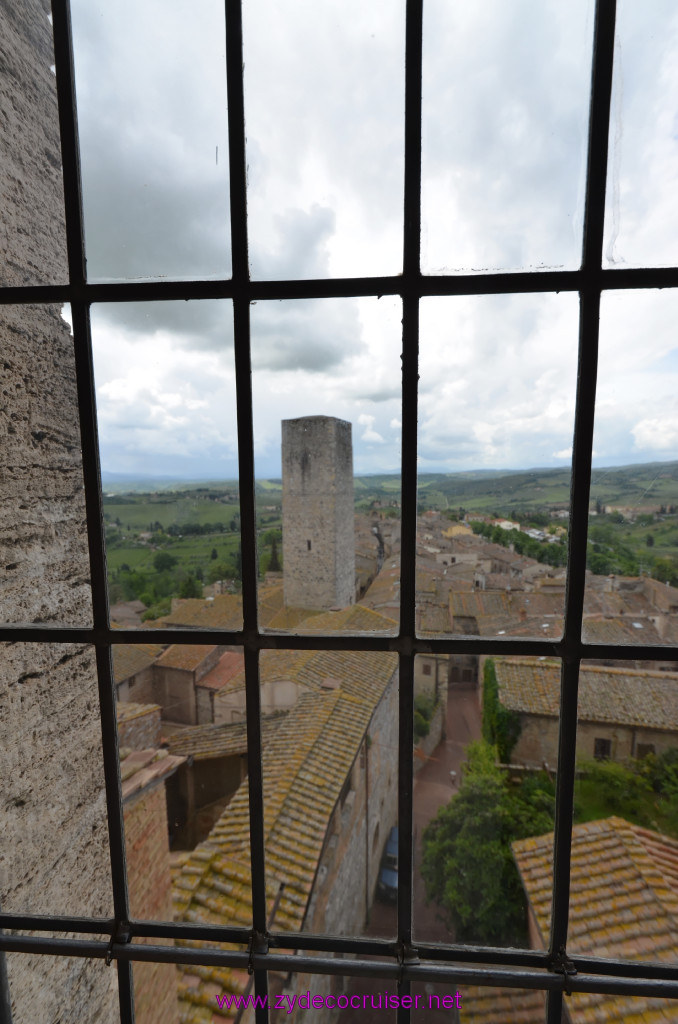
[2,0,678,1022]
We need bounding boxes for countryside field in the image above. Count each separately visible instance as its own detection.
[103,460,678,612]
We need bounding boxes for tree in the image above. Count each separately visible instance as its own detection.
[482,660,521,763]
[179,574,202,599]
[154,551,178,573]
[421,742,554,946]
[211,547,218,560]
[268,537,281,572]
[652,556,678,587]
[646,534,655,548]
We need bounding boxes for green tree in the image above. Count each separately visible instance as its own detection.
[482,660,521,763]
[268,537,282,572]
[211,547,218,560]
[421,742,554,945]
[413,694,435,742]
[652,556,678,587]
[178,574,203,599]
[207,561,232,584]
[153,551,178,573]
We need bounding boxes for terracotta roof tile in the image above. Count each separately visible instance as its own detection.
[496,658,678,731]
[173,648,397,1019]
[196,651,244,691]
[156,644,218,672]
[512,818,678,1023]
[112,643,164,684]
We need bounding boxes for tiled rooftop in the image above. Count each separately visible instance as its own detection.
[154,593,244,629]
[112,643,164,684]
[512,817,678,1022]
[156,644,218,673]
[115,700,161,725]
[496,658,678,732]
[173,638,398,1020]
[167,715,284,761]
[119,747,186,802]
[582,616,664,645]
[461,986,545,1024]
[195,651,244,691]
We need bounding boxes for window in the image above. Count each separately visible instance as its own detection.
[594,737,612,761]
[2,2,678,1023]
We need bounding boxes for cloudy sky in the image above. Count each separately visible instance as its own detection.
[66,0,678,480]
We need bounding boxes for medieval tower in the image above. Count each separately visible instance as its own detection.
[282,416,355,610]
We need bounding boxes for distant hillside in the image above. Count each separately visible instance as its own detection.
[102,461,678,514]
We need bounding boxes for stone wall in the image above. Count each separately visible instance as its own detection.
[512,715,678,767]
[0,2,118,1021]
[117,703,163,751]
[282,416,355,610]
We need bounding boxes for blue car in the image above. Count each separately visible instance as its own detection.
[376,826,398,902]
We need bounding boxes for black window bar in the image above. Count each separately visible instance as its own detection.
[3,0,678,1023]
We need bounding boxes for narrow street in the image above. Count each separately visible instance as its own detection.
[413,686,482,942]
[338,685,482,1022]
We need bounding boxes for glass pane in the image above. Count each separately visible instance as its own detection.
[331,976,398,1021]
[251,297,401,634]
[604,0,678,268]
[260,649,398,939]
[0,5,68,286]
[584,290,678,646]
[416,656,558,947]
[243,0,405,279]
[412,980,544,1023]
[6,952,119,1024]
[117,643,249,1017]
[520,659,678,986]
[422,0,593,275]
[91,301,241,630]
[418,294,578,639]
[0,304,92,626]
[71,0,231,282]
[0,644,111,917]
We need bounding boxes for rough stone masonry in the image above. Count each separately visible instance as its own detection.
[0,2,117,1021]
[282,416,356,611]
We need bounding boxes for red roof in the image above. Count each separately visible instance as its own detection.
[196,650,245,691]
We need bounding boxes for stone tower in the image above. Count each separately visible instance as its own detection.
[282,416,355,610]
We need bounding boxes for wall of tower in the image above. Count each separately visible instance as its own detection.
[0,2,117,1021]
[282,416,355,610]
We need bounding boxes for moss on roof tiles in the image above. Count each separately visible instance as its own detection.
[496,658,678,731]
[511,817,678,1024]
[112,643,164,684]
[174,650,397,1015]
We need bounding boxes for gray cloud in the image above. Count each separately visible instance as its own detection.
[251,297,363,372]
[70,0,678,479]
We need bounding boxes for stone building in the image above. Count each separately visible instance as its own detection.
[0,1,117,1021]
[172,606,399,1022]
[492,658,678,767]
[121,742,185,1024]
[281,416,355,610]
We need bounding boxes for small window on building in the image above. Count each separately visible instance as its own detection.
[422,663,432,676]
[594,737,612,760]
[636,743,655,759]
[307,539,312,551]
